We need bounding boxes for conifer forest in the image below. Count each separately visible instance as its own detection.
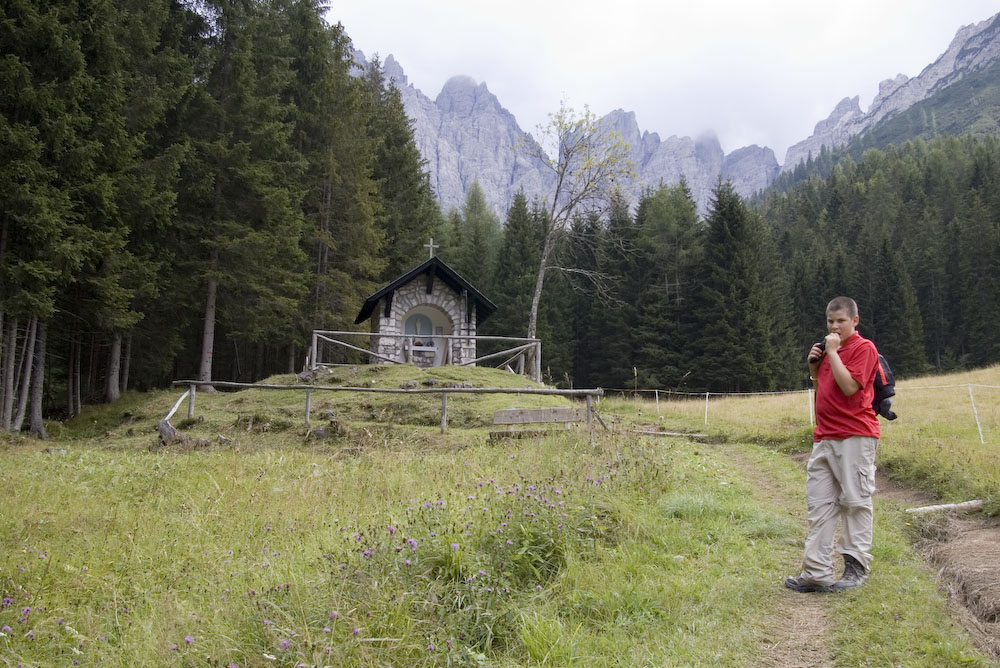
[3,0,1000,434]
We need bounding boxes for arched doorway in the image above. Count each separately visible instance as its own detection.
[401,305,454,366]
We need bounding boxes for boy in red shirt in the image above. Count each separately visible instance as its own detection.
[786,296,880,593]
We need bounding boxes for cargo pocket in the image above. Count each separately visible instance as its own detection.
[857,464,877,498]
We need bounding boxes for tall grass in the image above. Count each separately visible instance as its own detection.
[0,364,997,666]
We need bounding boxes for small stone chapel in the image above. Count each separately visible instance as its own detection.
[353,247,496,368]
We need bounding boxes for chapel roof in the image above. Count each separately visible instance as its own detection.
[353,256,497,325]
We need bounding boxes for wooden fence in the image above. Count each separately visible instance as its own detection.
[167,380,602,434]
[309,330,543,382]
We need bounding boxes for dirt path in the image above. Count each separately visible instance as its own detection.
[714,444,836,668]
[759,595,835,668]
[731,446,1000,664]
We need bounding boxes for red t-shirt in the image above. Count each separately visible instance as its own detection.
[813,332,881,441]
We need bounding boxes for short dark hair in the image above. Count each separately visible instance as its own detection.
[826,296,858,318]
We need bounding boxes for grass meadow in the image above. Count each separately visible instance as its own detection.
[0,363,998,667]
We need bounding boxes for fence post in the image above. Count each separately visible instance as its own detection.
[586,394,593,429]
[969,384,985,444]
[655,389,660,415]
[704,391,709,425]
[188,384,196,419]
[808,388,814,426]
[534,341,542,383]
[305,389,312,428]
[311,331,318,370]
[441,392,448,434]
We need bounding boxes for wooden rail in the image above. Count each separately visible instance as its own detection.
[167,380,603,434]
[310,330,543,382]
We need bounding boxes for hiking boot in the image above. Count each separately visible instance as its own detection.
[784,575,834,593]
[832,554,868,590]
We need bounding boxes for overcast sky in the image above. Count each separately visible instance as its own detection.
[327,1,999,164]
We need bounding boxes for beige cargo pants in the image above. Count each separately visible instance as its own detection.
[798,436,878,585]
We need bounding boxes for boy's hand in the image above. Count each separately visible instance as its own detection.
[807,343,824,364]
[824,332,842,354]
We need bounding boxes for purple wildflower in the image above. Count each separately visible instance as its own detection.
[352,627,361,636]
[280,639,290,650]
[1,626,10,633]
[185,635,194,644]
[323,627,331,633]
[387,525,396,535]
[329,611,338,620]
[450,543,459,550]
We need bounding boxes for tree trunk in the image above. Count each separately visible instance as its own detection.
[105,331,121,403]
[0,311,4,410]
[287,343,295,374]
[527,234,557,339]
[199,275,218,391]
[120,330,131,394]
[74,332,81,416]
[254,341,264,382]
[86,334,97,400]
[2,316,17,430]
[28,321,47,439]
[67,333,76,417]
[11,316,36,432]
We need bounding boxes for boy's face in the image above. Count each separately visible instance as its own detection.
[826,309,859,341]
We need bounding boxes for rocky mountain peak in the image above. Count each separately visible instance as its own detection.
[435,76,502,117]
[382,54,408,86]
[782,12,1000,171]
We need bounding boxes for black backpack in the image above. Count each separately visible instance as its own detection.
[873,352,897,420]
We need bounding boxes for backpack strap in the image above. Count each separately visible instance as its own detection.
[868,340,885,385]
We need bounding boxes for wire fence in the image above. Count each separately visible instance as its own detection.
[599,383,1000,443]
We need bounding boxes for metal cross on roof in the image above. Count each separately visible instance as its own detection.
[424,237,439,259]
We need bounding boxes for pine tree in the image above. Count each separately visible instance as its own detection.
[587,191,640,389]
[362,58,441,281]
[449,181,501,292]
[633,182,704,390]
[175,0,309,386]
[485,191,542,338]
[1,0,142,429]
[287,2,383,336]
[689,182,781,392]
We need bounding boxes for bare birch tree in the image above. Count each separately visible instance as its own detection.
[524,103,633,339]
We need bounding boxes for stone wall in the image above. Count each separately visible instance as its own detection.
[374,280,477,367]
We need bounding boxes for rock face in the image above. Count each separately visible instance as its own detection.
[374,54,552,215]
[356,52,776,216]
[595,109,780,213]
[783,13,1000,171]
[353,10,1000,215]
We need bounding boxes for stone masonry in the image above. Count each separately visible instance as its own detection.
[374,281,476,368]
